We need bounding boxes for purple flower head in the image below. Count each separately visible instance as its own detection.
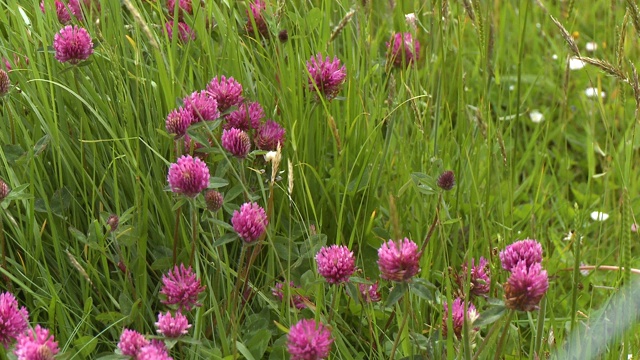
[167,0,193,19]
[306,54,346,100]
[53,25,94,64]
[358,281,382,303]
[460,257,491,297]
[165,107,195,137]
[138,340,173,360]
[386,32,420,67]
[68,0,99,21]
[221,128,252,158]
[40,1,72,24]
[155,311,192,338]
[437,170,455,191]
[224,102,264,131]
[377,238,421,282]
[287,319,333,360]
[0,292,29,349]
[204,189,224,212]
[499,239,543,272]
[165,21,195,42]
[160,264,206,311]
[255,120,286,151]
[167,155,210,197]
[504,261,549,312]
[272,281,307,310]
[206,76,244,112]
[183,91,219,122]
[13,325,59,360]
[117,328,149,357]
[246,0,268,37]
[0,69,9,97]
[315,245,356,284]
[442,298,479,339]
[231,202,268,243]
[0,179,9,201]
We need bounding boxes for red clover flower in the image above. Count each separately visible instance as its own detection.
[167,155,210,197]
[183,91,219,122]
[0,292,29,349]
[204,189,224,212]
[165,107,195,138]
[246,0,268,37]
[165,21,195,42]
[0,69,9,97]
[386,32,420,67]
[315,245,356,284]
[137,340,173,360]
[53,25,94,64]
[231,202,268,243]
[224,102,265,131]
[272,281,307,310]
[287,319,333,360]
[442,298,479,339]
[255,120,286,151]
[499,239,543,272]
[160,264,206,311]
[459,257,491,297]
[117,329,148,357]
[206,76,244,112]
[221,128,252,158]
[358,282,382,303]
[167,0,193,19]
[306,54,347,100]
[504,261,549,312]
[13,325,59,360]
[377,238,421,282]
[155,311,191,338]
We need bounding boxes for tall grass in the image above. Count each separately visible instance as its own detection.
[0,0,639,359]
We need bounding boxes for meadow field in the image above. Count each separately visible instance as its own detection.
[1,0,640,359]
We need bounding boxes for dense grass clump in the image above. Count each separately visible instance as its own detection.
[1,0,640,359]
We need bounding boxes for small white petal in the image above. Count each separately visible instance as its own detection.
[585,42,598,52]
[585,87,605,98]
[590,211,609,221]
[529,109,544,123]
[552,54,558,60]
[569,57,586,70]
[264,151,278,162]
[509,85,515,91]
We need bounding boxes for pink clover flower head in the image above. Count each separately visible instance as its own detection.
[386,32,420,67]
[137,340,173,360]
[224,102,265,131]
[221,128,252,159]
[0,292,29,348]
[358,282,382,303]
[167,0,193,19]
[499,239,543,272]
[460,257,491,297]
[0,179,10,202]
[272,281,307,310]
[165,107,195,137]
[287,319,333,360]
[165,21,196,42]
[504,261,549,312]
[315,245,356,284]
[53,25,94,64]
[0,69,10,97]
[377,238,421,282]
[167,155,210,197]
[206,76,244,112]
[13,325,59,360]
[246,0,268,37]
[117,328,149,357]
[184,91,219,122]
[255,120,286,151]
[40,1,72,24]
[231,202,268,243]
[442,298,478,339]
[306,53,346,100]
[160,264,206,311]
[155,311,192,338]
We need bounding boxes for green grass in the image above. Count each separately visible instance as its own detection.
[1,0,640,359]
